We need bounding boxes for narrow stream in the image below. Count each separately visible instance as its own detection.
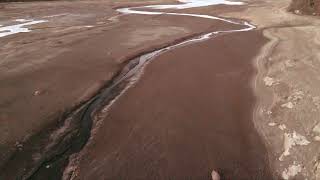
[111,0,255,94]
[9,0,258,179]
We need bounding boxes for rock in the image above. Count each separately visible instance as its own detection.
[313,123,320,134]
[33,90,41,96]
[281,162,302,180]
[263,76,275,87]
[267,110,272,115]
[315,162,320,179]
[211,170,220,180]
[15,141,23,151]
[281,102,294,109]
[312,96,320,108]
[294,10,301,14]
[288,90,304,102]
[268,122,277,127]
[278,124,287,130]
[280,131,310,159]
[285,60,295,68]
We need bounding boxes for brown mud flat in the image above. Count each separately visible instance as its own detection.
[74,30,274,180]
[0,3,244,178]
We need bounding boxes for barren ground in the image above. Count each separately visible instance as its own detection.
[0,0,319,179]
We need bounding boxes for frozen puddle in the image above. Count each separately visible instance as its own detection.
[0,19,47,38]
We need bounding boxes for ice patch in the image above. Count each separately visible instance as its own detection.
[0,19,47,37]
[117,0,246,26]
[144,0,244,10]
[118,0,255,48]
[117,9,246,26]
[282,162,302,180]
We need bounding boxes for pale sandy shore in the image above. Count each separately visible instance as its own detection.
[222,0,320,179]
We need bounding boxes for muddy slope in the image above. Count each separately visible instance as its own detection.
[72,30,273,180]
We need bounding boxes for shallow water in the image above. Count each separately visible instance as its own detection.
[116,0,255,83]
[117,0,250,28]
[145,0,243,9]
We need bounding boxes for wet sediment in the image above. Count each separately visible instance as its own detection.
[0,1,274,179]
[0,26,244,179]
[75,30,274,179]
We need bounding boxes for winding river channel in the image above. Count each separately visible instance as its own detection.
[111,0,255,96]
[6,0,263,179]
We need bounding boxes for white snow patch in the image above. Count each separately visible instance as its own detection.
[117,0,256,42]
[282,162,302,180]
[116,0,249,25]
[0,19,47,37]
